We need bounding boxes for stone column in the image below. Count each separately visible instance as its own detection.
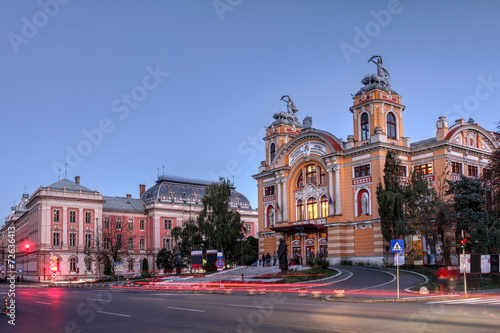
[327,167,335,216]
[282,179,288,222]
[276,180,282,223]
[334,165,342,215]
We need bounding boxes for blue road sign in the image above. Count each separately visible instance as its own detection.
[17,268,23,273]
[390,239,404,253]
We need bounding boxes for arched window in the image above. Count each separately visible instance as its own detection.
[307,198,318,219]
[321,195,328,218]
[270,143,276,162]
[357,189,370,216]
[387,113,397,139]
[297,200,303,221]
[70,257,77,272]
[306,165,317,185]
[297,172,304,189]
[361,113,369,141]
[128,259,134,271]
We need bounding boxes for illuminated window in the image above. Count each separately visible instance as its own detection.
[415,163,433,175]
[320,167,327,185]
[306,165,317,185]
[307,198,318,219]
[361,113,369,141]
[321,195,328,218]
[297,200,303,221]
[387,112,397,139]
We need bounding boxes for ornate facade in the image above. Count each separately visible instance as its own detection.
[253,56,500,266]
[1,175,257,281]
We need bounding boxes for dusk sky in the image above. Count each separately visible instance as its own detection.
[1,0,499,223]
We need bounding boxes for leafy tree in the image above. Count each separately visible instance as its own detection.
[376,150,407,242]
[141,258,149,273]
[235,235,259,265]
[156,248,175,273]
[171,178,245,266]
[100,216,134,274]
[446,175,490,253]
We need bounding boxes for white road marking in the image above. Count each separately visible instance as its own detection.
[97,310,132,317]
[228,304,273,310]
[167,306,205,312]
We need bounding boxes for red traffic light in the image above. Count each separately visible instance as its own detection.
[24,243,31,250]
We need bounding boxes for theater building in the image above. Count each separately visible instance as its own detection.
[253,57,499,266]
[1,175,257,281]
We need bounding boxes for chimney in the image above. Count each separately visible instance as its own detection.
[139,184,146,197]
[126,194,132,199]
[436,116,449,141]
[75,176,80,184]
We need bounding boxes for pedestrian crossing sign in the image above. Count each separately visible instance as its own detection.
[390,239,404,253]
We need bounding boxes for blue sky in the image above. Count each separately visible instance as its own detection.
[1,0,499,223]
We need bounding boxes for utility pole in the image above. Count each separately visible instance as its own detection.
[462,230,467,295]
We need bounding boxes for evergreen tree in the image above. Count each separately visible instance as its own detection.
[404,169,436,235]
[156,248,175,273]
[376,150,407,242]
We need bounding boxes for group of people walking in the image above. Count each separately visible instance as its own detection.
[259,252,277,267]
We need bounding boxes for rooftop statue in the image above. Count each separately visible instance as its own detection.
[356,55,398,96]
[270,95,302,128]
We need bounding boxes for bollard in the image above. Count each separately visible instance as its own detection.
[247,289,256,296]
[4,297,7,315]
[224,289,233,295]
[311,290,322,299]
[298,289,307,297]
[334,289,345,298]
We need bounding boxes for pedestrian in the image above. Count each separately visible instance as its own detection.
[277,238,289,275]
[266,253,271,267]
[17,276,20,284]
[21,275,24,284]
[258,253,262,267]
[261,253,266,267]
[273,252,277,266]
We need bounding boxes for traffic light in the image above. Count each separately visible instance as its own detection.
[460,237,467,248]
[24,243,31,251]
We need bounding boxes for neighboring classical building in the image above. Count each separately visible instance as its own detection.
[1,175,257,281]
[253,56,500,266]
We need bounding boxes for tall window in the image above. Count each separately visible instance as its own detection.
[69,233,76,247]
[415,163,433,175]
[354,164,371,178]
[70,258,77,272]
[128,238,134,250]
[387,112,397,139]
[116,235,122,250]
[361,112,369,141]
[53,209,60,222]
[321,195,328,218]
[53,232,60,246]
[452,162,462,174]
[103,217,109,228]
[128,259,134,271]
[139,220,145,230]
[128,219,134,230]
[264,186,275,196]
[164,219,172,230]
[163,238,171,250]
[307,198,318,219]
[319,167,327,185]
[270,143,276,162]
[69,210,76,223]
[85,211,92,224]
[296,172,304,189]
[246,224,252,235]
[468,165,478,178]
[297,199,304,221]
[139,238,145,250]
[104,237,110,250]
[306,165,317,185]
[116,218,122,229]
[85,234,92,248]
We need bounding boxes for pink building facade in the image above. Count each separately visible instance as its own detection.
[1,175,257,281]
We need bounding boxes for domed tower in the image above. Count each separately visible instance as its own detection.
[349,56,407,148]
[264,95,303,170]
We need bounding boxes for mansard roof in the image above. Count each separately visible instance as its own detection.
[141,175,253,210]
[46,179,94,193]
[103,196,147,213]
